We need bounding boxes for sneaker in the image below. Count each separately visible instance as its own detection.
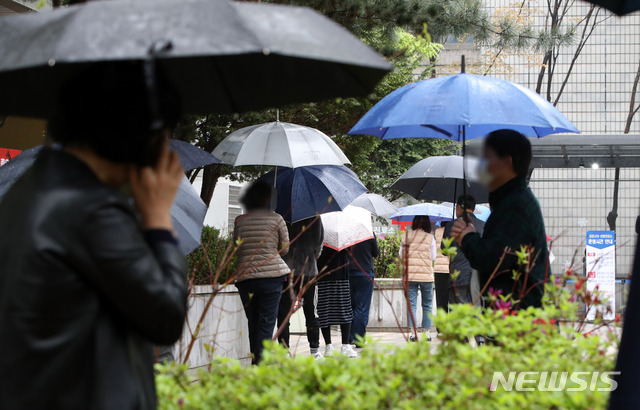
[324,344,335,356]
[426,335,432,342]
[313,352,324,360]
[341,344,358,358]
[409,335,418,342]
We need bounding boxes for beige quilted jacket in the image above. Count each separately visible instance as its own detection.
[234,210,290,281]
[401,230,435,283]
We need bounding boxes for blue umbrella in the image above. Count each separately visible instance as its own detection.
[259,165,368,223]
[389,203,454,223]
[348,73,579,141]
[169,139,220,171]
[0,146,206,256]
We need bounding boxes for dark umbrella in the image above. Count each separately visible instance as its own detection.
[258,165,368,223]
[169,139,220,171]
[0,0,390,118]
[391,156,489,203]
[0,147,206,256]
[581,0,640,15]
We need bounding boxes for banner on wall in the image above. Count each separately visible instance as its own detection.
[0,148,22,166]
[585,230,616,321]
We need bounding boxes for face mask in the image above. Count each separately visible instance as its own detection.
[476,159,494,187]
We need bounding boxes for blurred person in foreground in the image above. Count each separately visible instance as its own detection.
[401,215,437,342]
[443,195,485,306]
[451,129,549,309]
[234,180,290,364]
[277,217,324,359]
[0,63,188,409]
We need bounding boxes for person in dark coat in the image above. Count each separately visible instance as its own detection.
[443,195,485,305]
[347,236,379,346]
[0,64,188,409]
[452,129,549,309]
[277,217,324,358]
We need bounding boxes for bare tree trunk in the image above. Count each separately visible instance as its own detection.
[553,6,601,106]
[200,164,224,207]
[624,59,640,134]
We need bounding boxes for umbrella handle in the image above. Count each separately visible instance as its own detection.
[144,39,173,133]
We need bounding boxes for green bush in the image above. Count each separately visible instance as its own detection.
[187,226,237,286]
[157,276,618,409]
[375,232,402,278]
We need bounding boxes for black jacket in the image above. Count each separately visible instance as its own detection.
[282,218,324,277]
[0,149,188,409]
[347,237,379,277]
[460,177,549,309]
[443,214,485,288]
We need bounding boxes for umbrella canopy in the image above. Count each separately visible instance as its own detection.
[439,201,491,222]
[391,156,489,203]
[171,175,208,255]
[0,0,390,118]
[169,139,220,171]
[389,203,454,223]
[258,165,367,223]
[321,205,374,251]
[0,146,206,256]
[348,73,579,141]
[212,122,350,168]
[580,0,640,15]
[349,193,397,216]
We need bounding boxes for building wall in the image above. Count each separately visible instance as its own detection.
[191,175,246,235]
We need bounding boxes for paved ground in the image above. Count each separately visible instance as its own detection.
[289,329,443,358]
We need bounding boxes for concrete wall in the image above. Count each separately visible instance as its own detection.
[175,280,441,368]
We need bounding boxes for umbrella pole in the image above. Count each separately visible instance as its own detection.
[462,125,468,222]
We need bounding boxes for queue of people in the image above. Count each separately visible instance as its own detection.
[233,181,380,362]
[233,129,550,363]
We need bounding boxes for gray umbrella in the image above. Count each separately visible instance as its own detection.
[349,193,397,216]
[0,0,390,118]
[391,155,489,203]
[212,121,350,168]
[169,139,220,171]
[0,147,206,256]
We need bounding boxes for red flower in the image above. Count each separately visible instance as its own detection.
[575,281,582,291]
[616,314,621,323]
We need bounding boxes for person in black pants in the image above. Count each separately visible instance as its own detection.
[234,181,291,364]
[317,247,358,357]
[277,217,324,358]
[347,237,379,346]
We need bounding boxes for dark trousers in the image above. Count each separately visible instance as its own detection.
[236,276,283,364]
[448,285,473,305]
[349,275,374,345]
[434,272,450,313]
[277,277,320,349]
[321,324,351,345]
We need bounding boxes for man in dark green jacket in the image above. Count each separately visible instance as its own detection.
[452,129,550,309]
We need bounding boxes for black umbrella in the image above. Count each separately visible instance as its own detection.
[390,155,489,203]
[0,147,207,256]
[0,0,390,118]
[581,0,640,15]
[169,139,220,171]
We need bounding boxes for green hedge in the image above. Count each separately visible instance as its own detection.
[374,232,402,278]
[157,277,618,409]
[187,226,237,286]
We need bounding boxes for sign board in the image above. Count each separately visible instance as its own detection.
[0,148,21,166]
[585,230,615,320]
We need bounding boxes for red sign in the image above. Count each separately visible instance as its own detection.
[0,148,21,166]
[587,252,596,257]
[587,271,596,278]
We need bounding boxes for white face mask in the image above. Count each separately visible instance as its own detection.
[476,159,494,187]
